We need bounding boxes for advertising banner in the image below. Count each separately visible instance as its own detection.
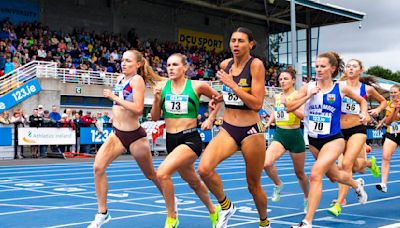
[178,28,224,52]
[0,79,41,114]
[18,128,76,145]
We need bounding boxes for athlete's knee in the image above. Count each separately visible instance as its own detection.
[263,159,274,170]
[144,171,157,181]
[198,164,214,180]
[295,170,308,181]
[341,159,354,171]
[156,170,171,182]
[309,166,324,183]
[247,180,262,196]
[93,163,106,176]
[382,153,391,162]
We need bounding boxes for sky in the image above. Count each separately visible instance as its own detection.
[318,0,400,72]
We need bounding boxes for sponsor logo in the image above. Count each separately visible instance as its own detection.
[327,94,336,103]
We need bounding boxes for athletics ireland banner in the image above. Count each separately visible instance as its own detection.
[178,28,224,52]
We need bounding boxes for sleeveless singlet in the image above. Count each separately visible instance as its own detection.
[113,76,134,104]
[305,81,343,138]
[274,91,301,126]
[161,79,200,118]
[340,81,367,115]
[222,57,254,110]
[386,100,400,134]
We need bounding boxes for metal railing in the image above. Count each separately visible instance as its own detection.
[0,61,284,107]
[0,61,121,96]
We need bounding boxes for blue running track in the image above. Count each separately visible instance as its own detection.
[0,148,399,227]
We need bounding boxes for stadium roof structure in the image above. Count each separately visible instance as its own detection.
[144,0,365,33]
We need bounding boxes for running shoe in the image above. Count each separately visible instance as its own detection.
[376,183,387,193]
[164,216,179,228]
[368,156,381,178]
[291,219,312,228]
[216,203,236,228]
[271,183,284,202]
[355,178,368,204]
[87,212,111,228]
[303,199,308,213]
[327,202,341,217]
[210,205,221,228]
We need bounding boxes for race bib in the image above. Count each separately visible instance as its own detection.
[165,94,188,114]
[113,85,124,99]
[389,121,400,134]
[309,114,331,135]
[342,97,360,114]
[222,85,243,106]
[274,106,289,121]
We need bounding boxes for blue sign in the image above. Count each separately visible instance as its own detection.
[367,128,385,140]
[265,128,275,141]
[0,0,39,24]
[0,127,12,146]
[198,129,212,143]
[0,79,42,113]
[80,127,112,145]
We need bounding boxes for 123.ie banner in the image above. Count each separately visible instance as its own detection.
[178,28,224,53]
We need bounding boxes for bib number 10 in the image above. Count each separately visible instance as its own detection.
[313,122,324,131]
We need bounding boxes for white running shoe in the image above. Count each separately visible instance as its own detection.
[291,219,312,228]
[87,212,111,228]
[216,203,236,228]
[376,183,387,193]
[271,183,284,202]
[355,178,368,204]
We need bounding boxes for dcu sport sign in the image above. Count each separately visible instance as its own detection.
[0,79,41,113]
[178,28,224,53]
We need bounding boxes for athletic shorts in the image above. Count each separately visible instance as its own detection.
[308,133,344,151]
[166,128,203,157]
[342,124,367,141]
[272,127,305,153]
[113,126,147,152]
[221,120,265,147]
[385,133,400,145]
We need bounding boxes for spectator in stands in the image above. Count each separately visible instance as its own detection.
[0,111,11,124]
[82,111,95,127]
[11,109,25,125]
[11,109,26,159]
[81,111,95,154]
[72,113,83,154]
[197,114,203,128]
[49,105,61,121]
[4,56,13,74]
[37,46,46,60]
[37,104,44,116]
[12,56,20,69]
[40,110,57,158]
[29,108,43,158]
[0,52,6,71]
[102,111,111,124]
[58,113,76,153]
